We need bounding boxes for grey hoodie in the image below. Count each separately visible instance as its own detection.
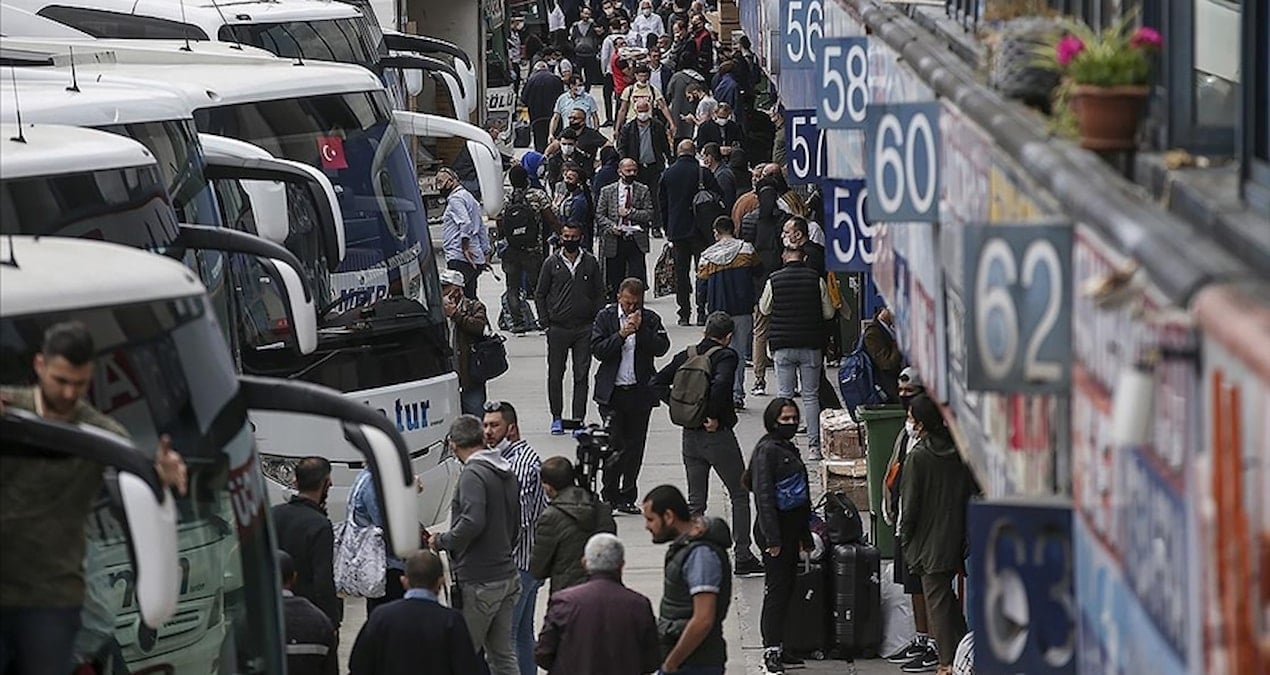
[436,449,521,584]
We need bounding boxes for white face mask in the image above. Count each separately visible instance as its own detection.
[905,420,919,438]
[715,117,728,126]
[637,111,652,121]
[642,8,652,16]
[495,437,512,452]
[561,144,575,155]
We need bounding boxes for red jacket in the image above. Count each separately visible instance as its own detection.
[535,574,661,675]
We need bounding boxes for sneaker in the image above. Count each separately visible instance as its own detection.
[763,648,786,674]
[550,418,564,435]
[751,383,767,396]
[745,358,754,367]
[614,502,642,515]
[652,228,665,239]
[900,646,939,673]
[734,556,764,577]
[733,398,746,410]
[886,636,927,664]
[808,448,823,461]
[677,317,691,326]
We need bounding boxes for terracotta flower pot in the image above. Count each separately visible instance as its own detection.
[1070,84,1150,150]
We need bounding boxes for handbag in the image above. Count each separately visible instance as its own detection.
[469,331,509,382]
[691,167,725,242]
[654,242,675,297]
[332,473,387,598]
[775,471,810,511]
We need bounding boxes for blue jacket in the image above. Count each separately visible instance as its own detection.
[658,155,722,242]
[697,238,759,316]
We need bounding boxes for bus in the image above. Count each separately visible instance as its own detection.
[0,233,419,673]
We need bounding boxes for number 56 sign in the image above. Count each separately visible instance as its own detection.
[963,223,1072,392]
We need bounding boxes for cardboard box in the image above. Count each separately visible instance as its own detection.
[821,409,866,460]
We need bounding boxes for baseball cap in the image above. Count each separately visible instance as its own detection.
[898,366,923,389]
[439,270,466,288]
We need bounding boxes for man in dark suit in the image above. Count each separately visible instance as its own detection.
[596,159,654,295]
[278,551,337,675]
[659,139,722,325]
[590,278,671,513]
[617,98,672,238]
[522,61,566,152]
[348,550,482,675]
[271,457,341,630]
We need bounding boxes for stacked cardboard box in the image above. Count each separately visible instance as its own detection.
[707,0,741,48]
[820,409,869,509]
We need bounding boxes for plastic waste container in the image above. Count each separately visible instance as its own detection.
[858,404,906,557]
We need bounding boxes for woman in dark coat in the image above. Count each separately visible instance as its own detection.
[746,397,813,672]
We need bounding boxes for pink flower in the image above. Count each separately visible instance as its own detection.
[1130,26,1163,49]
[1056,35,1085,66]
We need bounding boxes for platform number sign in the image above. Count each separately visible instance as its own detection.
[781,0,823,72]
[963,224,1072,392]
[784,109,827,184]
[822,178,875,271]
[968,500,1076,674]
[865,103,941,222]
[818,37,869,129]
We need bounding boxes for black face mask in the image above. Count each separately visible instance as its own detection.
[561,239,582,252]
[621,175,635,184]
[899,393,916,411]
[569,120,584,130]
[773,423,798,440]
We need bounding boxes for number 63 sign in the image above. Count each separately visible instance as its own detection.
[962,223,1072,392]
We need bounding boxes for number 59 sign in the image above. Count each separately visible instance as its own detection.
[866,102,941,222]
[822,178,875,271]
[963,223,1072,392]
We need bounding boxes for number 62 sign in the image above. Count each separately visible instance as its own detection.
[963,223,1072,392]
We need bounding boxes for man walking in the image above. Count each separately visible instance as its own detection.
[534,534,661,675]
[641,485,733,675]
[700,142,737,206]
[271,457,341,630]
[348,550,482,675]
[430,415,522,675]
[597,158,654,295]
[617,98,671,238]
[697,217,759,408]
[523,61,566,152]
[277,551,338,675]
[531,457,617,595]
[484,402,547,675]
[501,165,558,334]
[439,166,490,298]
[660,139,722,326]
[653,312,764,576]
[535,222,606,434]
[591,278,671,514]
[759,247,836,459]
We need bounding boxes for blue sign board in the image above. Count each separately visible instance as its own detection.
[822,178,875,271]
[865,102,942,222]
[962,223,1073,392]
[817,37,870,129]
[780,0,823,72]
[968,499,1076,674]
[784,109,827,184]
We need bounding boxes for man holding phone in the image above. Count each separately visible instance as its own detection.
[589,279,671,514]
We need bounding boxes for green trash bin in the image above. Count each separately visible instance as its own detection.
[858,404,906,558]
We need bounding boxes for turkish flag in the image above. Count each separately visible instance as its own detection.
[317,136,348,170]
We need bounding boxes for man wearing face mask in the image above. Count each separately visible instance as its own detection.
[569,6,602,88]
[551,80,599,140]
[616,98,670,237]
[694,102,743,157]
[271,457,342,631]
[688,13,714,80]
[630,0,664,48]
[615,64,676,134]
[439,167,491,299]
[597,159,654,296]
[547,130,597,192]
[535,223,606,435]
[699,142,736,206]
[599,17,628,123]
[781,217,825,277]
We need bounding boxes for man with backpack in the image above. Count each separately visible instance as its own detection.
[501,166,559,334]
[590,278,671,514]
[659,139,723,326]
[653,312,763,576]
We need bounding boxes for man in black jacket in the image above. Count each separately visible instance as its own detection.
[591,278,671,513]
[659,139,722,325]
[278,551,337,675]
[617,98,672,237]
[536,223,607,434]
[271,457,341,629]
[653,312,763,576]
[522,61,566,152]
[348,550,481,675]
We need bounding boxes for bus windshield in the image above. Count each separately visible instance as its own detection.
[194,90,443,325]
[218,18,380,70]
[0,296,283,675]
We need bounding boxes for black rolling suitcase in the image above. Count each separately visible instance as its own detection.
[830,542,883,658]
[782,558,829,659]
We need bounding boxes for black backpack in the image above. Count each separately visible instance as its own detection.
[692,167,725,242]
[501,190,541,251]
[822,491,864,545]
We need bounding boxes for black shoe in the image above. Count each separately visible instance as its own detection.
[886,636,928,664]
[652,228,665,238]
[601,120,614,128]
[695,313,706,326]
[677,317,691,326]
[763,649,785,674]
[900,646,939,673]
[734,556,764,577]
[614,502,641,515]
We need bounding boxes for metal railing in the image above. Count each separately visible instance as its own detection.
[944,0,1121,31]
[944,0,983,32]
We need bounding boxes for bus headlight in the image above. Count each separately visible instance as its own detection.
[258,454,299,488]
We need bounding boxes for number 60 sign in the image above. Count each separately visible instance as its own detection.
[865,102,941,222]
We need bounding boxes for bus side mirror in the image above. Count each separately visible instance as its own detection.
[117,472,180,628]
[254,257,318,355]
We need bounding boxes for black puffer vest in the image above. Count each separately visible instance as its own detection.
[658,518,733,666]
[768,262,825,351]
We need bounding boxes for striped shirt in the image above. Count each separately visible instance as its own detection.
[501,439,546,571]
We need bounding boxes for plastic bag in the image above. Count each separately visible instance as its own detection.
[879,560,916,659]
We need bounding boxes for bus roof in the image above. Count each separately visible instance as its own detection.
[4,37,386,107]
[0,122,156,178]
[4,0,362,35]
[0,74,192,127]
[0,236,205,316]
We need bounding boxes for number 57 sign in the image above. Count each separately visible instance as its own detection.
[963,223,1072,392]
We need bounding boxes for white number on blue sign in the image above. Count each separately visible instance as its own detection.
[785,110,827,184]
[823,178,875,271]
[781,0,823,71]
[819,37,869,129]
[865,103,941,222]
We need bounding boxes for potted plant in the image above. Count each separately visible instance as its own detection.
[1038,15,1162,149]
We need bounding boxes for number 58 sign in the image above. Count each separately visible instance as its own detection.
[963,224,1072,392]
[818,37,869,129]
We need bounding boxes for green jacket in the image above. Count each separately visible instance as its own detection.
[898,434,978,576]
[530,486,617,595]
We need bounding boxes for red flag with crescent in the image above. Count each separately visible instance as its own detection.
[318,136,348,170]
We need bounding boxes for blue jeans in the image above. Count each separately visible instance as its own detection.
[728,313,753,402]
[0,606,81,675]
[512,569,542,675]
[461,379,488,416]
[774,347,823,451]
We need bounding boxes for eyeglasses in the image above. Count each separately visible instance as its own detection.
[483,400,512,413]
